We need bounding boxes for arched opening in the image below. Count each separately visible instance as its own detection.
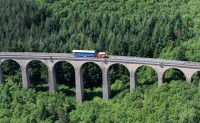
[27,60,48,91]
[108,64,130,98]
[135,65,158,86]
[1,59,22,85]
[163,68,186,83]
[191,71,200,85]
[81,62,102,101]
[54,61,75,96]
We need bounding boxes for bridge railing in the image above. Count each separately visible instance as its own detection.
[1,52,200,67]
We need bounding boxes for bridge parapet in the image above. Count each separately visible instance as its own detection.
[110,55,200,67]
[111,56,185,64]
[1,52,200,67]
[0,52,73,57]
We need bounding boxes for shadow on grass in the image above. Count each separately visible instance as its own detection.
[58,87,76,97]
[31,84,49,92]
[111,87,127,98]
[84,88,102,101]
[137,81,156,87]
[31,84,76,97]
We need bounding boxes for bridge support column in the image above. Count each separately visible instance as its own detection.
[181,69,197,84]
[21,66,30,88]
[102,66,111,102]
[48,66,57,92]
[75,67,84,103]
[158,72,164,87]
[186,75,192,83]
[0,64,4,84]
[186,77,191,83]
[130,70,137,91]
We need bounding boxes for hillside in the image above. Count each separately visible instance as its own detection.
[1,0,200,59]
[0,0,200,122]
[0,80,200,122]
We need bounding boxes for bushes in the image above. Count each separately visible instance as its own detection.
[0,80,76,122]
[0,77,200,122]
[1,0,200,122]
[69,81,200,123]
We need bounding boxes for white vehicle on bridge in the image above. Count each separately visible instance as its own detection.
[72,50,109,58]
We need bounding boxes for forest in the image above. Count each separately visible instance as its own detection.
[0,0,200,122]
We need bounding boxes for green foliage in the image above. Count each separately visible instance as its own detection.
[111,79,126,90]
[164,68,186,83]
[136,66,157,86]
[0,81,76,122]
[82,63,102,88]
[1,74,200,122]
[191,71,200,86]
[84,87,103,101]
[1,0,200,122]
[109,64,130,84]
[160,38,200,62]
[27,61,48,89]
[55,62,75,87]
[1,0,200,58]
[69,81,200,123]
[69,99,106,123]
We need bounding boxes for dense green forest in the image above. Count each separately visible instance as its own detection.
[0,80,200,122]
[1,0,200,58]
[1,0,200,122]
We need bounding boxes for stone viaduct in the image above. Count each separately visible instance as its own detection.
[0,52,200,103]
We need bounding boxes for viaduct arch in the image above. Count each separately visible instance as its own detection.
[0,52,200,103]
[134,65,158,85]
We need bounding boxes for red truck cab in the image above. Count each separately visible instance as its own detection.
[96,52,109,58]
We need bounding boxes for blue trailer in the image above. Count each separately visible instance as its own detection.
[72,50,96,57]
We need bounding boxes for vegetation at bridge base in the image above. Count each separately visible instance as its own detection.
[69,81,200,123]
[0,78,76,123]
[0,77,200,122]
[1,0,200,122]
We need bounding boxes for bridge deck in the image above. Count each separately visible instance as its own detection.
[0,52,200,67]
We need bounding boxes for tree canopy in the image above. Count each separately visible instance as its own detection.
[1,0,200,122]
